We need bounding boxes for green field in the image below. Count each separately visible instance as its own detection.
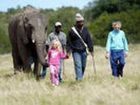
[0,44,140,105]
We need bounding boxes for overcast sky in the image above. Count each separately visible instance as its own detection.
[0,0,93,12]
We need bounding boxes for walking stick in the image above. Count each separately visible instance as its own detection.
[91,54,96,74]
[62,60,66,78]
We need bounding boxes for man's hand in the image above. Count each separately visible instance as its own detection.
[105,52,110,59]
[66,53,71,58]
[90,52,94,57]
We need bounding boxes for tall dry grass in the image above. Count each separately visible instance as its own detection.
[0,44,140,105]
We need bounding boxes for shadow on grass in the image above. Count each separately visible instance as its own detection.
[0,71,36,81]
[0,72,15,79]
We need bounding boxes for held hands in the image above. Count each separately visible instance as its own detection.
[65,54,69,59]
[65,53,70,59]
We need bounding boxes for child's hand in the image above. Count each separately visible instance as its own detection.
[124,52,128,57]
[65,54,69,59]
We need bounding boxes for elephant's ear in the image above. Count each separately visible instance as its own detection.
[41,14,48,41]
[41,14,48,33]
[17,16,29,44]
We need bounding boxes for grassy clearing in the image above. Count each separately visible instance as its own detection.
[0,44,140,105]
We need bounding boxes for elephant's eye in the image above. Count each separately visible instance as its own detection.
[45,26,47,33]
[29,24,34,31]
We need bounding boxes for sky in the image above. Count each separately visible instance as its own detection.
[0,0,93,12]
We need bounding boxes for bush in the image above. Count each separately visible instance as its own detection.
[45,7,81,34]
[88,9,140,46]
[0,13,11,54]
[0,25,11,54]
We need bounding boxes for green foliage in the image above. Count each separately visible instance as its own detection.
[85,0,140,20]
[89,9,140,46]
[84,0,140,46]
[7,5,22,14]
[0,14,11,54]
[0,26,11,54]
[0,1,140,54]
[42,7,81,34]
[89,12,111,46]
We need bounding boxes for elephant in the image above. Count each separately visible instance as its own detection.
[8,6,48,80]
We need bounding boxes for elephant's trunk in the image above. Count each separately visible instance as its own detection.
[36,42,46,66]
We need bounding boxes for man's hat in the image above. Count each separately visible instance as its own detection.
[55,22,62,27]
[75,13,84,21]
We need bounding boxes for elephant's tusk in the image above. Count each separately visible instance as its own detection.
[32,39,35,43]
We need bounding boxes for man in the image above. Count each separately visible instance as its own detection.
[41,22,66,82]
[66,13,94,81]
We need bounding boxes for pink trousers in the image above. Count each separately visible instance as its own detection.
[50,64,60,85]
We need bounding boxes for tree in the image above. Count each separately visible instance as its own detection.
[44,7,81,34]
[84,0,140,21]
[88,10,140,46]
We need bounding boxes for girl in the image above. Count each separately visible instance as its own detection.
[47,39,68,86]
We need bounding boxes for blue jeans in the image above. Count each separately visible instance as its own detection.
[41,66,47,78]
[110,50,125,77]
[72,51,87,80]
[59,59,64,82]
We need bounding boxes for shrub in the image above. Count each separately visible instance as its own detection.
[88,9,140,46]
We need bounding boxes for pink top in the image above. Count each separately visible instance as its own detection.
[47,48,66,65]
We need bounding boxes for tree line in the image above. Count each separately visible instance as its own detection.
[0,0,140,54]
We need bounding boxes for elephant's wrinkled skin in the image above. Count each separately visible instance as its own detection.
[8,7,48,79]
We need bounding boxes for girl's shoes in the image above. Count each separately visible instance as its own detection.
[52,84,58,87]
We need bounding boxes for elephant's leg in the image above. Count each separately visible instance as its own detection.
[22,56,32,73]
[23,62,32,73]
[22,55,32,73]
[11,47,23,74]
[33,59,41,80]
[9,22,22,74]
[17,40,31,73]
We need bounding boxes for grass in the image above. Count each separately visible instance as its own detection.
[0,44,140,105]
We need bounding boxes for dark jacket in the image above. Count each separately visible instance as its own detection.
[66,26,93,53]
